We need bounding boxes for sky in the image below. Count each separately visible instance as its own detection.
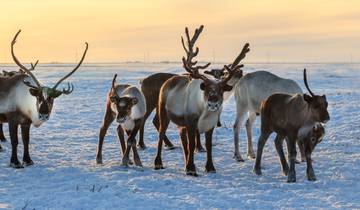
[1,0,360,63]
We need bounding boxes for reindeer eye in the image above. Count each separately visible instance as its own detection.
[311,137,317,143]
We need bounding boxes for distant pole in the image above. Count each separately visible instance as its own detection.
[267,52,271,64]
[143,52,146,63]
[350,53,353,64]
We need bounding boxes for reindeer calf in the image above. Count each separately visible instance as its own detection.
[253,69,330,182]
[96,74,146,167]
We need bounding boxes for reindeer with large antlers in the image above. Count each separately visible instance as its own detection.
[154,25,249,176]
[0,30,88,168]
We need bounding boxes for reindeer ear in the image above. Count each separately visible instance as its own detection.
[303,94,312,103]
[110,96,117,103]
[131,98,138,105]
[200,83,206,90]
[29,88,39,96]
[223,84,233,92]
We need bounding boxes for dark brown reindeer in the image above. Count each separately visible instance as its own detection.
[154,25,249,176]
[138,69,228,152]
[0,62,39,143]
[0,30,88,168]
[253,69,330,182]
[96,74,147,167]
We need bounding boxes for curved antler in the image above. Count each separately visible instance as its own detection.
[112,74,117,89]
[52,42,89,90]
[220,43,250,85]
[181,25,210,82]
[303,68,315,96]
[11,30,41,88]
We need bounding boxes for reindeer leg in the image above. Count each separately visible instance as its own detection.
[274,134,288,175]
[154,101,169,170]
[195,129,205,153]
[246,112,257,159]
[117,125,133,164]
[185,125,197,176]
[305,147,316,181]
[153,114,174,150]
[0,143,3,152]
[297,139,306,163]
[0,123,6,142]
[233,109,247,162]
[205,128,216,173]
[130,120,142,167]
[286,135,297,183]
[96,105,114,164]
[138,112,150,150]
[179,127,188,165]
[9,122,22,168]
[253,129,271,175]
[21,123,33,166]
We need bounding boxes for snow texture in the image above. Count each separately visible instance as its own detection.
[0,63,359,209]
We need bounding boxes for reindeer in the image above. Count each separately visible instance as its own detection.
[154,25,249,176]
[138,68,233,152]
[232,71,306,162]
[0,62,39,143]
[0,30,88,168]
[96,74,146,167]
[253,69,330,182]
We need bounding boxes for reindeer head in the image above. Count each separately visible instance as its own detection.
[109,75,138,123]
[11,30,88,122]
[298,123,325,153]
[204,69,225,80]
[303,69,330,123]
[181,25,249,112]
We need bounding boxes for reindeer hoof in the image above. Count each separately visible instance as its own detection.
[165,144,175,150]
[154,164,164,170]
[196,146,206,153]
[10,161,24,169]
[134,159,143,167]
[186,170,198,177]
[233,154,245,162]
[295,159,301,164]
[23,159,34,166]
[247,153,255,159]
[0,138,6,142]
[287,172,296,183]
[217,121,222,127]
[205,165,216,173]
[96,157,103,165]
[307,170,316,181]
[0,146,4,152]
[253,168,262,175]
[137,143,147,150]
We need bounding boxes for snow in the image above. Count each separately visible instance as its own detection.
[0,63,359,209]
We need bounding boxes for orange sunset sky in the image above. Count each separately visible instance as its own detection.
[1,0,359,63]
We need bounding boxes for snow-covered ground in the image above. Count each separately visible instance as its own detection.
[0,63,359,210]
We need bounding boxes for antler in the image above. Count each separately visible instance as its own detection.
[112,74,117,89]
[221,43,250,85]
[303,68,315,96]
[11,30,41,88]
[52,42,88,91]
[181,25,210,81]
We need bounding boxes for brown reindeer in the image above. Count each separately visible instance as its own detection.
[0,30,88,168]
[253,69,330,182]
[96,74,147,167]
[154,25,249,176]
[138,69,228,152]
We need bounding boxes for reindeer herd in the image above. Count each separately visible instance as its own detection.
[0,26,329,183]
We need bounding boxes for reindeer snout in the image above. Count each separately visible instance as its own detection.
[39,114,50,121]
[207,102,221,112]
